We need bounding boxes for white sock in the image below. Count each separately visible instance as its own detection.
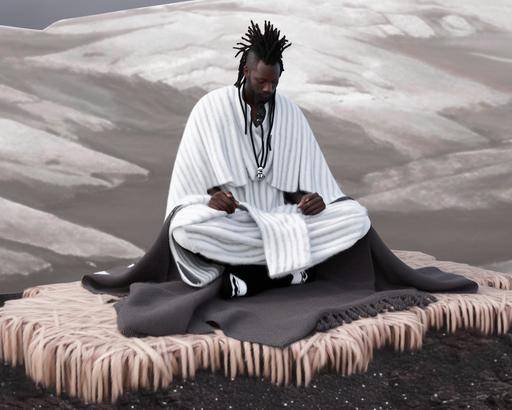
[229,274,248,297]
[290,270,308,285]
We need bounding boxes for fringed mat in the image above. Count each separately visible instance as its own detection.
[1,250,512,404]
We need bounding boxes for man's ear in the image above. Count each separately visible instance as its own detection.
[243,64,249,79]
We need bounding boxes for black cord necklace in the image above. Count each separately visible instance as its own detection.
[237,79,275,181]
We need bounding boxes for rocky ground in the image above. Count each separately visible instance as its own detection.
[2,295,512,409]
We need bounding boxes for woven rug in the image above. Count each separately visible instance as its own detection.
[1,250,512,404]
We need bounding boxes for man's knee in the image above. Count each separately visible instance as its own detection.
[172,227,196,253]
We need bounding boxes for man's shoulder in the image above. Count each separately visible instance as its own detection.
[200,85,233,101]
[277,94,310,127]
[190,85,234,110]
[274,91,303,113]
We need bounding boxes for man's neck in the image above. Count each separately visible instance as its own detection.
[242,85,256,110]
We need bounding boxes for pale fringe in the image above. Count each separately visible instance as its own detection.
[0,252,511,404]
[393,249,512,289]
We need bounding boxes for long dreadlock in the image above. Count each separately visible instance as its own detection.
[232,20,292,181]
[233,20,292,89]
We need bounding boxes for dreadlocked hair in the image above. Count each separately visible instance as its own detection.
[233,20,292,88]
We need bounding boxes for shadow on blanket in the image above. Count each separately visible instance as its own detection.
[2,213,512,403]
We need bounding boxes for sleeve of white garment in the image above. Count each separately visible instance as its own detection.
[164,102,205,219]
[163,98,234,220]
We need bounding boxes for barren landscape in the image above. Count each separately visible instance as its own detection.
[1,0,511,408]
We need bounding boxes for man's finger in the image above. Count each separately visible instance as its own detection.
[298,194,313,208]
[222,194,237,213]
[216,201,234,213]
[211,196,227,209]
[305,201,325,214]
[224,196,240,208]
[218,196,236,212]
[208,202,220,211]
[301,197,321,213]
[223,191,239,207]
[303,203,324,215]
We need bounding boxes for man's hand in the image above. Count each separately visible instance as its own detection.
[207,190,240,214]
[297,192,325,215]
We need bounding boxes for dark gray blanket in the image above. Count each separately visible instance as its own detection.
[81,200,478,347]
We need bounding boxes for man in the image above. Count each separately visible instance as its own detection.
[82,20,478,346]
[166,20,372,297]
[208,25,324,216]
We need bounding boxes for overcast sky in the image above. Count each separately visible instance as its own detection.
[0,0,190,30]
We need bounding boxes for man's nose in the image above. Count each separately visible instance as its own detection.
[262,82,274,93]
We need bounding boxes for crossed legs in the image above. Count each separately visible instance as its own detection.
[172,226,313,298]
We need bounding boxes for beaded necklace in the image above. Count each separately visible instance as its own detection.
[237,79,275,181]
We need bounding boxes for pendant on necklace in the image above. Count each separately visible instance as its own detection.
[256,166,265,181]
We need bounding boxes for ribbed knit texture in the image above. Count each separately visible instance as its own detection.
[170,197,371,285]
[164,85,344,217]
[163,84,366,287]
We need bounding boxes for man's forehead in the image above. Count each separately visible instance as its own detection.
[251,60,280,79]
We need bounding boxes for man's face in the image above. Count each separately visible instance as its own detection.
[244,59,281,104]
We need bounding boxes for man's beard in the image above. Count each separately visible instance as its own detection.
[253,90,272,126]
[253,103,266,127]
[257,93,272,103]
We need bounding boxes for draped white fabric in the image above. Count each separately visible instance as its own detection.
[171,198,371,285]
[164,85,371,287]
[164,85,344,218]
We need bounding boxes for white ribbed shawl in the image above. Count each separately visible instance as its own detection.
[165,85,344,217]
[170,197,371,286]
[164,85,371,287]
